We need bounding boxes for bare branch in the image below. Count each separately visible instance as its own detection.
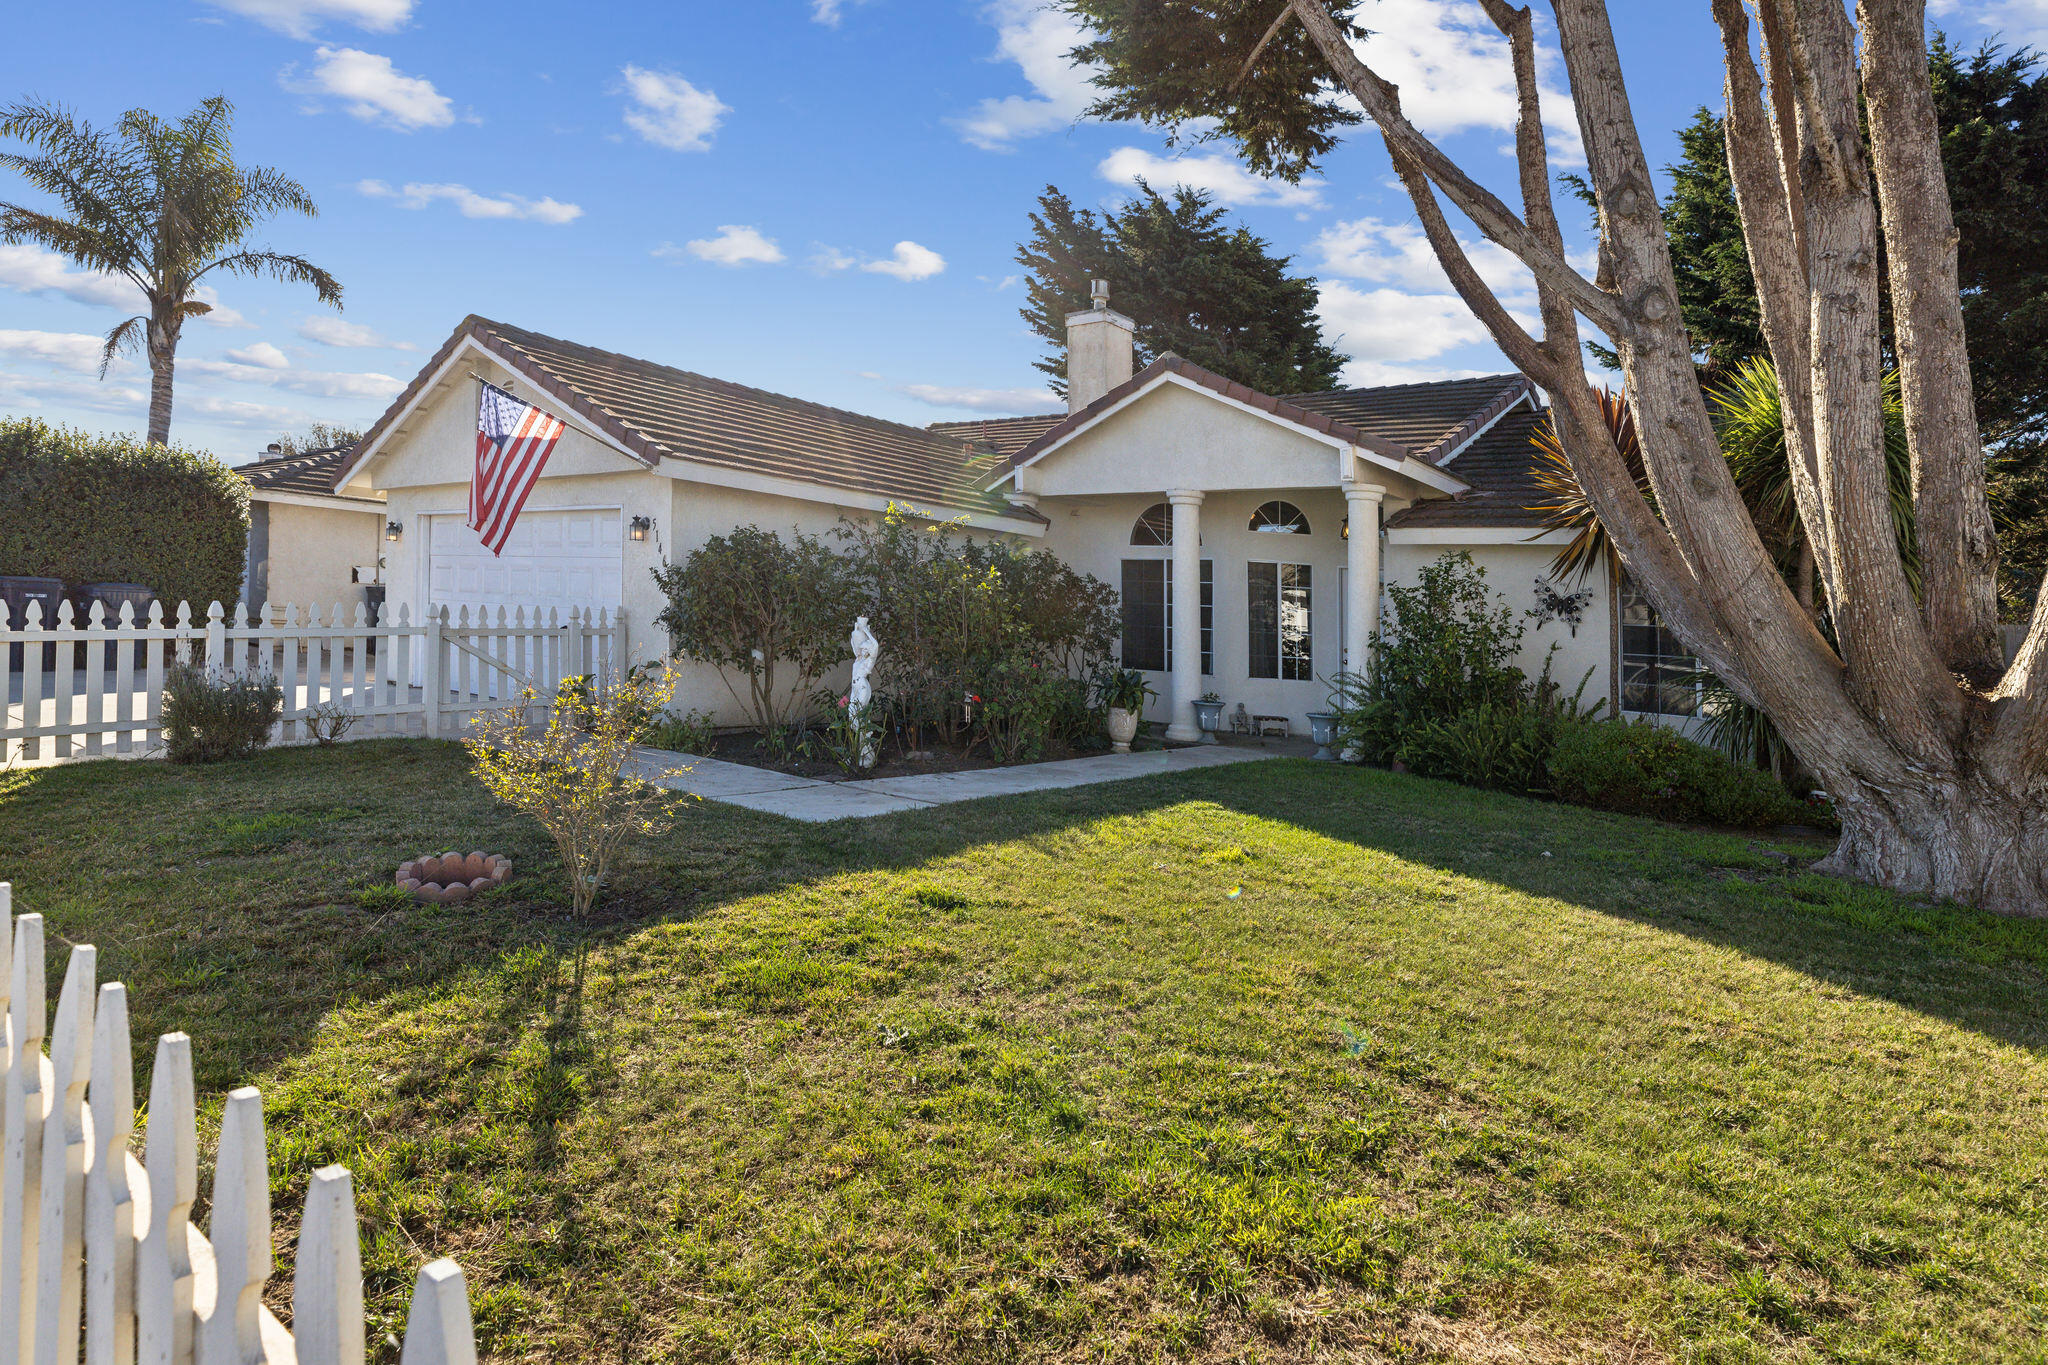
[1711,0,1834,593]
[1859,0,2005,682]
[1283,0,1625,337]
[1232,4,1298,93]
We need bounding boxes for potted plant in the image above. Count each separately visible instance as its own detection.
[1191,690,1226,744]
[1094,666,1156,754]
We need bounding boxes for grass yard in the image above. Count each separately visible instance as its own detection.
[2,743,2046,1363]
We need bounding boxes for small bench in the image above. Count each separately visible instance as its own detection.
[1254,714,1290,738]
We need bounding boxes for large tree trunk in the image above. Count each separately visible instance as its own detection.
[1277,0,2048,914]
[145,313,179,446]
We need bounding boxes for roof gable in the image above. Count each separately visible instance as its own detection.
[339,317,1039,525]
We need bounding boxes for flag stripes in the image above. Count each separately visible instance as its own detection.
[470,381,567,555]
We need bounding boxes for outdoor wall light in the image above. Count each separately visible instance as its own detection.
[629,515,653,542]
[1341,516,1349,541]
[386,520,403,542]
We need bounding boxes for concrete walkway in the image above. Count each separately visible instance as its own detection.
[625,738,1304,821]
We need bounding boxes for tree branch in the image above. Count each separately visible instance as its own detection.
[1710,0,1835,596]
[1283,0,1624,337]
[1858,0,2005,682]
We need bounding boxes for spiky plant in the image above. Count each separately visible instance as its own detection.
[1527,384,1651,584]
[0,96,342,444]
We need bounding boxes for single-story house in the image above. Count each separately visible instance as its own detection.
[231,444,388,624]
[324,298,1701,735]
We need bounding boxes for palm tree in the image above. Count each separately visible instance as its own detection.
[0,96,342,445]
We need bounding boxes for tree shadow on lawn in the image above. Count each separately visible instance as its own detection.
[1173,757,2048,1053]
[1,740,2043,1106]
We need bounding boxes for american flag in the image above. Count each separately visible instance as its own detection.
[470,380,567,555]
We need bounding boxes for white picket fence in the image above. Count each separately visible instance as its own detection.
[2,600,625,766]
[0,881,476,1364]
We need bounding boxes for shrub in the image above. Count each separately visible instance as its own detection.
[0,417,249,611]
[1548,719,1816,829]
[1330,551,1528,764]
[837,507,1119,756]
[652,527,856,733]
[161,665,282,763]
[644,706,717,755]
[466,663,690,917]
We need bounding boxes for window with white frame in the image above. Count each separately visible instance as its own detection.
[1619,573,1701,715]
[1120,559,1212,673]
[1247,561,1312,680]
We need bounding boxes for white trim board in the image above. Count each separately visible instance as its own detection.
[248,489,387,513]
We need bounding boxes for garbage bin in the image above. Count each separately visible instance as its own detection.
[71,582,156,670]
[0,575,63,673]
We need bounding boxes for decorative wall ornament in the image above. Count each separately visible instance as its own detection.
[1528,577,1593,637]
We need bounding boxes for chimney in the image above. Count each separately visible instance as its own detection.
[1065,279,1133,413]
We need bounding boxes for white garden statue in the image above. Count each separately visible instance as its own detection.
[848,614,880,769]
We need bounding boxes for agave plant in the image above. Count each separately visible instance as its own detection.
[1526,384,1650,584]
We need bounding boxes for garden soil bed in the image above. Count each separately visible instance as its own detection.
[661,729,1151,782]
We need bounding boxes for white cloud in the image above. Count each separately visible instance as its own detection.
[1932,0,2048,45]
[618,66,728,152]
[357,179,583,224]
[187,395,312,429]
[0,370,145,417]
[189,285,254,329]
[812,241,946,281]
[0,330,112,374]
[861,241,946,281]
[185,357,405,401]
[668,225,785,267]
[297,316,414,350]
[1350,0,1583,165]
[0,245,138,309]
[225,341,291,370]
[1316,279,1515,387]
[296,47,455,130]
[954,0,1098,150]
[900,382,1059,414]
[1097,147,1323,208]
[1312,216,1530,298]
[201,0,411,39]
[811,0,870,24]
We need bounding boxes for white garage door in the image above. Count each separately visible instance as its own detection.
[427,509,623,620]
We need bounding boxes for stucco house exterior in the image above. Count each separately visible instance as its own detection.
[232,445,388,624]
[326,299,1700,736]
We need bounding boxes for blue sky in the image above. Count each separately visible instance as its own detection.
[2,0,2039,460]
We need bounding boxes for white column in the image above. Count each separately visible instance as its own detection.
[1165,489,1205,742]
[1345,483,1386,679]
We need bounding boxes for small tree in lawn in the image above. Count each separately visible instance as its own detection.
[652,525,853,734]
[466,662,689,927]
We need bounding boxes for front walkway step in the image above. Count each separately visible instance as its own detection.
[627,741,1292,821]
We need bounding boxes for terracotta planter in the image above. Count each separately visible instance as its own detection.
[397,850,511,905]
[1106,707,1140,754]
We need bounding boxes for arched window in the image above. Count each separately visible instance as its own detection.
[1130,502,1173,546]
[1249,500,1311,535]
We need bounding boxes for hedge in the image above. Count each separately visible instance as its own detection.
[0,417,250,614]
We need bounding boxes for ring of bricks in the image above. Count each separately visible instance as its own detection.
[397,850,512,904]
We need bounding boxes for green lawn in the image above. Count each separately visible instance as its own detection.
[2,742,2046,1363]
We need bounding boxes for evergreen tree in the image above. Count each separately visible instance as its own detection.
[1016,182,1346,398]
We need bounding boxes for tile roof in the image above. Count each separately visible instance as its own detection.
[1282,374,1535,462]
[927,413,1064,457]
[233,446,381,501]
[1385,403,1558,530]
[343,316,1040,524]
